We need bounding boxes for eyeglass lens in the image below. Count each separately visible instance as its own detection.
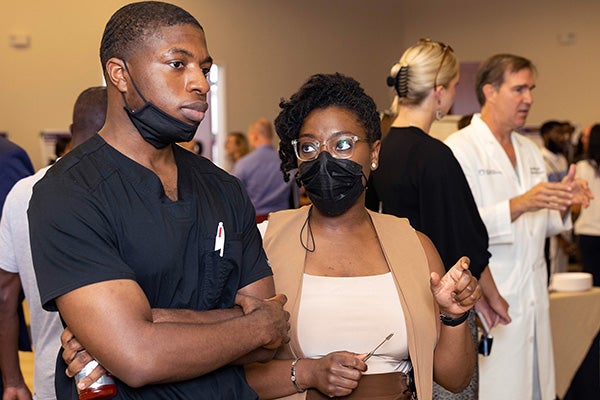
[294,135,358,161]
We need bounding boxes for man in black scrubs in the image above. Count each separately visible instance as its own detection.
[28,2,289,399]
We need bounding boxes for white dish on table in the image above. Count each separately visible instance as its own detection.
[550,272,593,292]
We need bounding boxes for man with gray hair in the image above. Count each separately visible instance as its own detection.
[445,54,592,400]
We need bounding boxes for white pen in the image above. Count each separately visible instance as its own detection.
[214,222,225,257]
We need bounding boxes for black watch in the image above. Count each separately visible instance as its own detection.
[440,311,470,326]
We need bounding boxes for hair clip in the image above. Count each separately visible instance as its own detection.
[397,66,409,98]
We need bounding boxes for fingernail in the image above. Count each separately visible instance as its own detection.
[77,382,85,390]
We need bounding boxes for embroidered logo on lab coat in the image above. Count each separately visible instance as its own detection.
[529,166,545,175]
[478,168,502,175]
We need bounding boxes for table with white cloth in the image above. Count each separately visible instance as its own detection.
[549,287,600,399]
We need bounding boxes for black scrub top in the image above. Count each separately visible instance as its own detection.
[29,135,269,399]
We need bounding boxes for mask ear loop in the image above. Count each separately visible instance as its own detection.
[300,205,315,252]
[121,60,151,111]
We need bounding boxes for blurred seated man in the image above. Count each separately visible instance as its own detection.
[233,118,296,222]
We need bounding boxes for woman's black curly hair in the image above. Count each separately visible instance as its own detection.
[274,73,382,182]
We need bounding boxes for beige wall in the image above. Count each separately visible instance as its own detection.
[1,0,599,169]
[401,0,600,132]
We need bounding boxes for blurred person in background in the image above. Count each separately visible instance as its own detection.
[178,138,203,155]
[0,135,34,399]
[0,86,107,400]
[457,114,473,130]
[540,120,578,279]
[566,123,600,400]
[225,131,249,170]
[233,118,296,222]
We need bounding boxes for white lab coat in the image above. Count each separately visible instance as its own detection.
[445,114,570,400]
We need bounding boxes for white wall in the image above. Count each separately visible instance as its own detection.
[1,0,599,169]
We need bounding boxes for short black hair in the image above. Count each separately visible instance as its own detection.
[274,73,381,182]
[589,124,600,172]
[71,86,107,147]
[540,120,562,137]
[100,1,203,75]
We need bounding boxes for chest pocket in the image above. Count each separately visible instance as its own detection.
[199,233,243,310]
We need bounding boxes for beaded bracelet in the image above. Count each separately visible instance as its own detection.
[440,311,470,326]
[290,358,306,393]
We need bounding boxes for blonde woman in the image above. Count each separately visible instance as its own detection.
[365,39,510,399]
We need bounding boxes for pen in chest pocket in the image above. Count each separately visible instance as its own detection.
[214,221,225,257]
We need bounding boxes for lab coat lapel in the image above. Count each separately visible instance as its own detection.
[472,118,521,194]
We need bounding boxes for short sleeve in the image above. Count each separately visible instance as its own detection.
[28,177,136,311]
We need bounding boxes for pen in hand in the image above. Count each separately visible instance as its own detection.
[363,333,394,362]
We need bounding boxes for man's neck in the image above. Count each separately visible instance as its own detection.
[99,117,175,170]
[480,108,514,146]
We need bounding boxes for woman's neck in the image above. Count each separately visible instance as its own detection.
[309,201,371,230]
[391,104,435,134]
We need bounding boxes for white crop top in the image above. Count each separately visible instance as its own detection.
[297,272,411,374]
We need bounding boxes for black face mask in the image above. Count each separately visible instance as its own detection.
[298,152,366,216]
[122,61,199,149]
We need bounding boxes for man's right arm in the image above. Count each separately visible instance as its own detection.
[56,277,288,388]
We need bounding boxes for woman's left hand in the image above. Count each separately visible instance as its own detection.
[430,256,481,317]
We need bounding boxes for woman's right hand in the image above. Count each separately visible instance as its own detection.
[298,351,367,397]
[60,327,107,390]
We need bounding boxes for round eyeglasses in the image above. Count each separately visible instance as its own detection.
[291,135,363,161]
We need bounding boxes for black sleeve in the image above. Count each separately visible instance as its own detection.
[28,176,136,311]
[417,148,490,277]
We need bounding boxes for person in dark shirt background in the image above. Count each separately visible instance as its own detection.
[0,135,34,398]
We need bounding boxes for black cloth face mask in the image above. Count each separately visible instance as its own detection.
[122,61,199,149]
[298,151,366,216]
